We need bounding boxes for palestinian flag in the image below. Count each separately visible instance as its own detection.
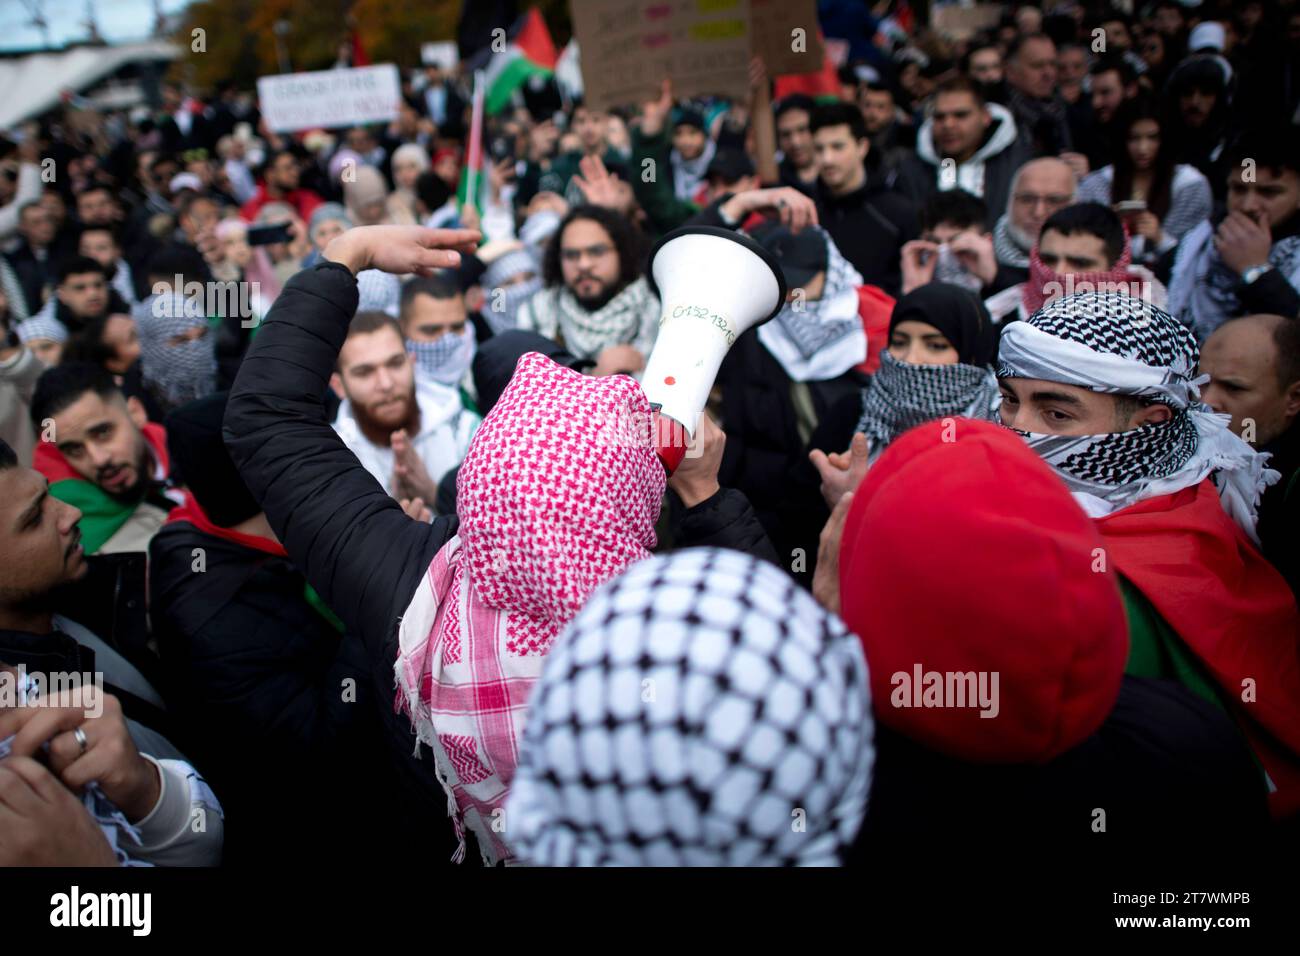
[32,422,170,555]
[1097,478,1300,819]
[774,32,842,103]
[484,8,558,115]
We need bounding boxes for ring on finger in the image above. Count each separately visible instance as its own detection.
[73,726,88,756]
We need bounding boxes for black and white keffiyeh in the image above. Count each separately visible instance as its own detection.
[758,229,866,382]
[134,293,218,411]
[504,548,874,867]
[856,351,1001,460]
[998,291,1277,540]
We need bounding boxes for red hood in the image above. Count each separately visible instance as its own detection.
[33,421,170,486]
[1097,480,1300,818]
[839,418,1128,763]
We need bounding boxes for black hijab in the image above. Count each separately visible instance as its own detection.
[888,284,999,368]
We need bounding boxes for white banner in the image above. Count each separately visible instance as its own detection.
[257,64,401,133]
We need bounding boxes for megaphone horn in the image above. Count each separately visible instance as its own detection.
[643,226,787,473]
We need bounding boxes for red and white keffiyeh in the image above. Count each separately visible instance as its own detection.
[395,351,666,864]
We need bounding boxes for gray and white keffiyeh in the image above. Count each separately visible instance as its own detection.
[993,212,1032,270]
[1166,218,1300,342]
[504,548,874,867]
[517,276,659,361]
[758,230,866,382]
[408,323,476,387]
[134,293,218,411]
[998,291,1277,541]
[856,351,1001,460]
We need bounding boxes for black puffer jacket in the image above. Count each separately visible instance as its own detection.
[149,522,397,866]
[224,262,778,857]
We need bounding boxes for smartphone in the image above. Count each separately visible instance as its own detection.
[1114,200,1147,215]
[488,135,513,162]
[247,222,293,246]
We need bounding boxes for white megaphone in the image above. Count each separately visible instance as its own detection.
[644,226,786,473]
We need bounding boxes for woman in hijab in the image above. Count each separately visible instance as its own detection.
[344,165,396,227]
[811,283,1002,500]
[389,144,429,225]
[504,547,875,867]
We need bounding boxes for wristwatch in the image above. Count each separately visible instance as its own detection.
[1241,263,1274,285]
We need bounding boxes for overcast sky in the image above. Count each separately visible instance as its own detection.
[0,0,196,51]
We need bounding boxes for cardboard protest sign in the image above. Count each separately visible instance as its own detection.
[750,0,824,77]
[257,64,401,133]
[931,3,1003,41]
[570,0,752,112]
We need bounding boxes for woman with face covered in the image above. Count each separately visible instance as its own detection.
[808,283,1001,530]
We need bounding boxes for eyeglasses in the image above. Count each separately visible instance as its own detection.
[560,243,613,262]
[1013,193,1073,210]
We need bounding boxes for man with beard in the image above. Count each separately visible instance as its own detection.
[992,158,1077,284]
[515,205,661,375]
[996,291,1300,821]
[1081,57,1140,170]
[0,437,223,866]
[238,148,323,224]
[1165,135,1300,341]
[29,363,177,555]
[331,311,478,512]
[1164,56,1233,199]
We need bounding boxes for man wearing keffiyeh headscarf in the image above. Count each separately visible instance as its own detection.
[997,290,1300,820]
[505,548,874,867]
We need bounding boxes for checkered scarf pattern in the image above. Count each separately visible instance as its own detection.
[407,323,476,386]
[395,352,665,865]
[134,293,218,411]
[856,350,1001,457]
[998,291,1276,537]
[758,229,866,382]
[504,548,874,867]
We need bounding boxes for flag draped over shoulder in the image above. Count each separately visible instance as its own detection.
[31,422,169,555]
[484,8,558,115]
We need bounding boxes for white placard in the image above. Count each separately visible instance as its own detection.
[257,64,401,133]
[421,42,458,70]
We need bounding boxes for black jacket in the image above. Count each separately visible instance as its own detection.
[851,675,1270,860]
[224,262,778,856]
[714,328,865,587]
[148,521,401,866]
[1258,418,1300,598]
[814,171,917,297]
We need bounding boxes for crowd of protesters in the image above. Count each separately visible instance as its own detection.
[3,0,1300,867]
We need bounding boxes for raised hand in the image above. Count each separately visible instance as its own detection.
[809,432,871,510]
[324,225,481,277]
